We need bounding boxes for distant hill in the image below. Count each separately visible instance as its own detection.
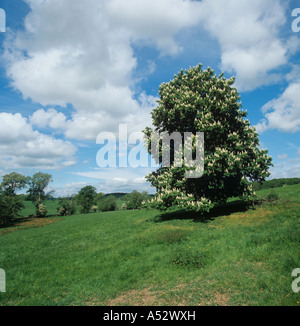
[104,193,128,198]
[104,192,154,199]
[252,178,300,191]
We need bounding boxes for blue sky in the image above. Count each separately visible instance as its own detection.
[0,0,300,196]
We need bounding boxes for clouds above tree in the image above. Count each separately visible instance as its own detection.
[4,0,298,142]
[0,112,77,169]
[1,0,300,185]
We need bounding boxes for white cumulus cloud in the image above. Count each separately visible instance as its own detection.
[256,81,300,133]
[2,0,298,145]
[0,112,77,170]
[198,0,291,91]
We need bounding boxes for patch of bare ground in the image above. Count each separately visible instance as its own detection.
[221,207,273,226]
[163,280,232,306]
[106,287,164,306]
[87,283,233,306]
[0,217,60,235]
[206,292,231,306]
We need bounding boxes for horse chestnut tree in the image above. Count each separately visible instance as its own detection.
[143,65,273,212]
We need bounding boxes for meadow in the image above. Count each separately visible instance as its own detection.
[21,200,60,217]
[0,184,300,306]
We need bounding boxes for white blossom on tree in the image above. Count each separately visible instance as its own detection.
[143,64,273,213]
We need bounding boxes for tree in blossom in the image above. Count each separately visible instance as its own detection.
[143,64,273,213]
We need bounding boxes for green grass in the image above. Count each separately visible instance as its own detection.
[21,200,60,217]
[1,185,300,306]
[21,198,124,217]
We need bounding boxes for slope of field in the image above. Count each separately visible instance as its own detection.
[1,185,300,306]
[21,200,60,217]
[20,197,125,217]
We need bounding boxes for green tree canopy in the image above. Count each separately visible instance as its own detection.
[76,185,97,214]
[1,172,29,196]
[27,172,54,204]
[98,195,118,212]
[124,190,150,209]
[0,193,24,225]
[0,172,27,225]
[143,64,273,213]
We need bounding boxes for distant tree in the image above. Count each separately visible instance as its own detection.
[252,178,300,191]
[124,190,150,209]
[0,189,24,225]
[76,186,97,214]
[96,192,104,202]
[35,203,48,218]
[27,172,54,204]
[0,172,28,225]
[1,172,29,196]
[17,194,28,201]
[98,195,118,212]
[91,205,98,213]
[57,197,76,216]
[27,172,54,218]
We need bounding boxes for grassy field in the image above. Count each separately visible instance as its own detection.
[20,198,125,217]
[1,185,300,306]
[21,200,60,217]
